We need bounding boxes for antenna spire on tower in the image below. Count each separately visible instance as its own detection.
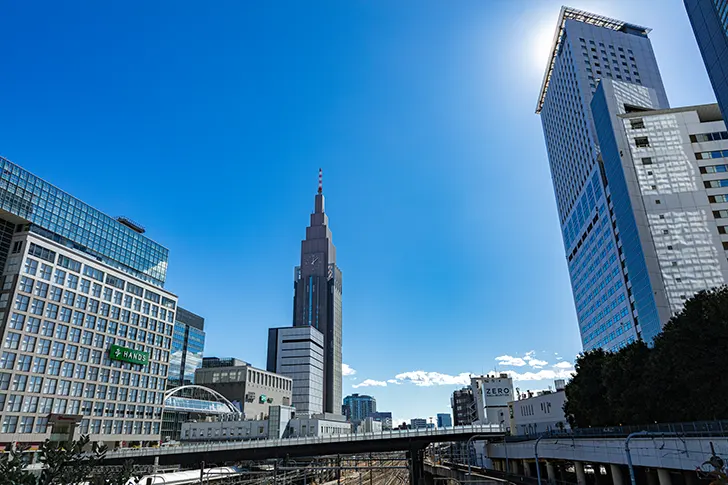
[318,168,323,194]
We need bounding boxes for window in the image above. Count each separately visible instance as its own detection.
[24,258,38,275]
[57,255,82,272]
[39,264,52,280]
[19,276,33,293]
[635,137,650,148]
[2,415,18,433]
[16,355,32,372]
[28,243,56,262]
[0,352,16,369]
[15,295,29,311]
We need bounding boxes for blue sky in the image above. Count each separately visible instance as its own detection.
[0,0,716,426]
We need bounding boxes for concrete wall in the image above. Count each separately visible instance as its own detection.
[509,391,569,435]
[487,436,728,471]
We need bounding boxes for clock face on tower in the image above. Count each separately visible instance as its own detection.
[303,253,324,274]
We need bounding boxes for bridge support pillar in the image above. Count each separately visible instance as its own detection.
[575,461,587,485]
[647,469,659,485]
[408,446,426,485]
[546,461,556,485]
[684,471,698,485]
[522,460,532,477]
[610,464,624,485]
[657,469,672,485]
[594,465,605,485]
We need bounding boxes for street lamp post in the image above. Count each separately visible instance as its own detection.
[535,433,550,485]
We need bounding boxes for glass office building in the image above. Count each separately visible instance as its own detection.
[537,8,671,349]
[0,156,177,447]
[0,157,169,287]
[342,393,376,423]
[168,307,205,388]
[685,0,728,121]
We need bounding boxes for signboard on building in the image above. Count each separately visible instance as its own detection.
[109,344,149,365]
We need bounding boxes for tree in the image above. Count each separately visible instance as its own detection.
[646,287,728,423]
[565,286,728,427]
[0,444,36,485]
[603,340,651,425]
[563,348,614,427]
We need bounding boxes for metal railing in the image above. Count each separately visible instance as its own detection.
[107,424,504,460]
[504,420,728,442]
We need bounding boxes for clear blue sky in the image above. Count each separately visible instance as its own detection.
[0,0,715,425]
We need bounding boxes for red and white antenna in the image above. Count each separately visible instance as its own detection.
[318,168,323,194]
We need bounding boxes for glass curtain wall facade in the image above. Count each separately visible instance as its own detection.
[685,0,728,121]
[0,157,169,287]
[342,393,376,423]
[168,307,205,388]
[537,7,670,349]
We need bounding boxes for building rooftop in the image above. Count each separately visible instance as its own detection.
[536,6,651,114]
[0,156,169,286]
[617,102,723,122]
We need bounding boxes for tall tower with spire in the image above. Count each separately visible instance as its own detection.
[290,169,343,414]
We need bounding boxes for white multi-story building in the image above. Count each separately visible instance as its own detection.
[0,156,177,448]
[591,80,728,326]
[508,388,569,436]
[471,374,514,426]
[266,326,324,416]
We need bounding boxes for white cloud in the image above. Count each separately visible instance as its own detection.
[393,371,471,387]
[342,363,356,376]
[495,355,527,367]
[352,379,387,388]
[552,361,573,369]
[497,351,549,368]
[502,368,575,382]
[387,379,401,384]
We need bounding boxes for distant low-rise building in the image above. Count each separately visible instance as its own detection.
[508,382,569,436]
[181,407,350,441]
[356,417,383,433]
[370,411,393,430]
[437,413,452,428]
[194,357,292,420]
[410,418,428,429]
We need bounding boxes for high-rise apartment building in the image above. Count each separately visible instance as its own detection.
[168,307,205,388]
[267,326,325,416]
[537,7,672,350]
[0,156,176,446]
[590,80,728,321]
[267,170,342,415]
[342,393,376,423]
[685,0,728,120]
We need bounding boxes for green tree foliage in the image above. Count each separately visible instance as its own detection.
[0,435,138,485]
[564,287,728,427]
[0,444,36,485]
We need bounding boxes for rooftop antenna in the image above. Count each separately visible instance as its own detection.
[318,168,323,194]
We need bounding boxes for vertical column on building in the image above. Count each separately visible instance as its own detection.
[575,461,587,485]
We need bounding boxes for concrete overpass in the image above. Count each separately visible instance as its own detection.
[104,424,505,469]
[484,433,728,485]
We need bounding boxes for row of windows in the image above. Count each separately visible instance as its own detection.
[1,414,161,435]
[700,164,728,173]
[704,179,728,188]
[695,149,728,160]
[0,349,168,379]
[20,257,176,325]
[690,131,728,143]
[0,380,163,405]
